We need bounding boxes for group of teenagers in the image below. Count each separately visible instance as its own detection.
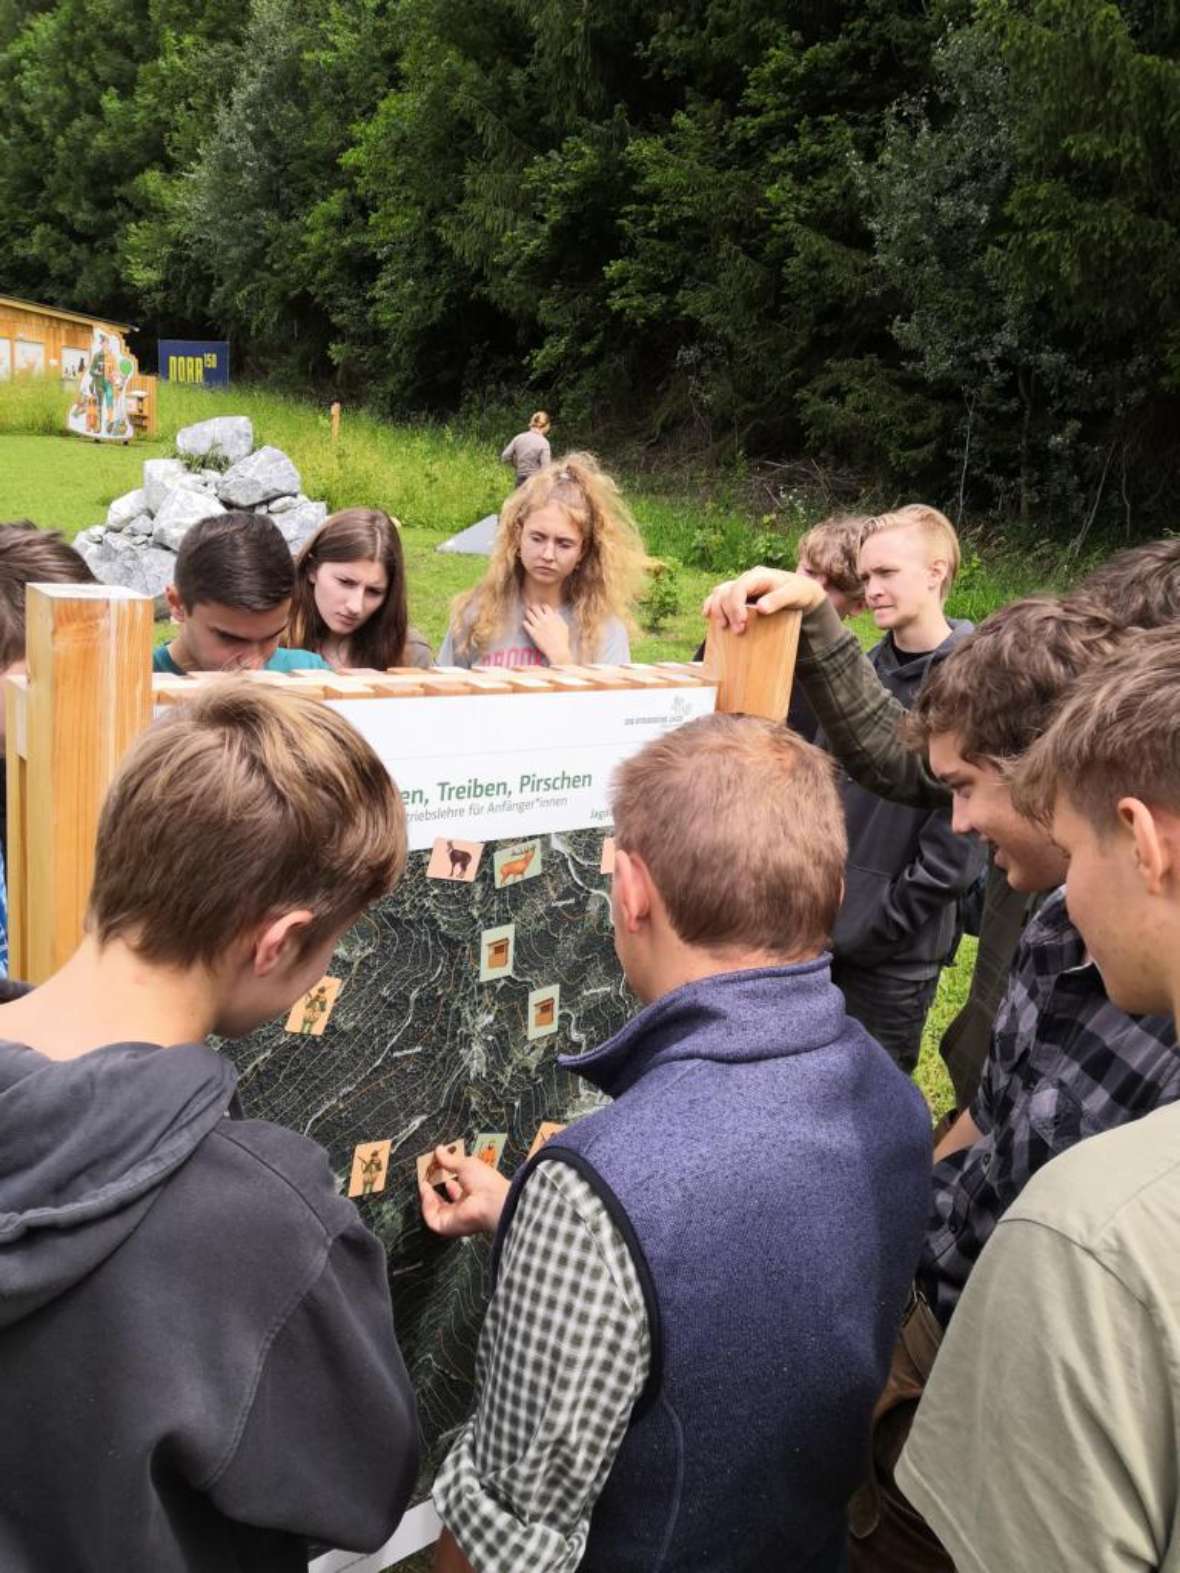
[0,449,1178,1573]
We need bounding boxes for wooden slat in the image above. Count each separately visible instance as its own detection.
[554,664,642,690]
[318,674,381,699]
[531,669,593,690]
[415,673,479,696]
[472,667,557,692]
[369,676,427,698]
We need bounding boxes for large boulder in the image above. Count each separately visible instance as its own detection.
[105,488,148,531]
[79,539,176,600]
[143,458,190,515]
[217,446,300,509]
[175,416,254,466]
[271,499,327,551]
[152,487,225,551]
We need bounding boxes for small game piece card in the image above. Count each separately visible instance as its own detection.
[527,1121,567,1159]
[472,1132,508,1171]
[493,839,543,889]
[600,837,616,875]
[527,985,560,1040]
[416,1140,465,1189]
[479,923,515,982]
[427,837,483,883]
[285,976,342,1036]
[348,1140,392,1198]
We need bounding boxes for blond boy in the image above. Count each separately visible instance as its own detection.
[899,627,1180,1573]
[824,506,984,1072]
[0,685,417,1571]
[421,714,930,1573]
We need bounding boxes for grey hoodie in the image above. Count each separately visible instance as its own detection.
[0,1012,417,1571]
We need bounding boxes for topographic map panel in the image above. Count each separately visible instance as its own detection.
[220,829,630,1500]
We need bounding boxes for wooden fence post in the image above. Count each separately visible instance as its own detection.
[7,585,153,982]
[330,401,341,443]
[703,604,802,720]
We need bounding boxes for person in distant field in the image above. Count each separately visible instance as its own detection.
[0,521,96,972]
[821,506,985,1072]
[286,508,432,671]
[899,626,1180,1573]
[500,411,551,488]
[694,513,866,740]
[0,682,418,1570]
[438,452,644,669]
[421,713,931,1573]
[154,512,330,675]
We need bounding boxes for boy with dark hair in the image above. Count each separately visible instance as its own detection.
[421,713,931,1573]
[899,626,1180,1572]
[156,511,330,674]
[0,684,418,1570]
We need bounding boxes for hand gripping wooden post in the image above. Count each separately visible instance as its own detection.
[6,585,153,982]
[703,602,802,720]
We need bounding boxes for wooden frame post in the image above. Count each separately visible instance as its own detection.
[7,585,153,982]
[703,605,802,720]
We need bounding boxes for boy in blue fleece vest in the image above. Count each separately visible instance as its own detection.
[422,712,931,1573]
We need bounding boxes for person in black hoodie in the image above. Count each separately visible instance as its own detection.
[823,506,986,1072]
[0,682,418,1572]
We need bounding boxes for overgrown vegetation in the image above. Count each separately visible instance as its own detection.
[1,0,1176,536]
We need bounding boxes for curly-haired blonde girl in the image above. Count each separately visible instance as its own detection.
[439,452,646,669]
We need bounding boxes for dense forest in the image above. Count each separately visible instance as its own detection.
[1,0,1177,535]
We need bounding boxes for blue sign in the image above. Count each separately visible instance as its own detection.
[158,340,230,387]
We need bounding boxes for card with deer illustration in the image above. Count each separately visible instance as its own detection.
[493,839,543,889]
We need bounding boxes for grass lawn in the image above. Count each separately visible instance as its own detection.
[1,378,1050,1118]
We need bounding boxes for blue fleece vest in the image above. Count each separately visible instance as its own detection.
[494,963,930,1573]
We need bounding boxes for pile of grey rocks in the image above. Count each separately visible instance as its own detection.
[75,416,329,601]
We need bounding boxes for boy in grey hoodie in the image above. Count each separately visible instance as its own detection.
[0,683,418,1572]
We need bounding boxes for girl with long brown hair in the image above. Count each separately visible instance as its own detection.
[438,452,645,668]
[287,508,431,670]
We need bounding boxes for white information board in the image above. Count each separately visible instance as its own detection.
[329,683,717,851]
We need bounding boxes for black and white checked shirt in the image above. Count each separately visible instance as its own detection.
[433,1159,651,1571]
[920,887,1180,1327]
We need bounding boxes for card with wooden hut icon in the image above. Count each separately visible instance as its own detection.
[479,923,515,982]
[527,984,560,1040]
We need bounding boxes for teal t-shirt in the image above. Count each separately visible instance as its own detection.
[152,644,331,675]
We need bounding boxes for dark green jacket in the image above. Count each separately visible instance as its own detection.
[795,600,1037,1107]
